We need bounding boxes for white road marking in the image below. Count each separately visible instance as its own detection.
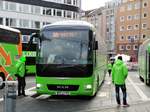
[36,95,50,100]
[127,76,148,101]
[97,92,108,98]
[25,86,36,95]
[0,98,3,102]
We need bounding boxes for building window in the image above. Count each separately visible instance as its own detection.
[31,21,40,29]
[127,35,131,40]
[119,45,125,50]
[123,0,127,3]
[6,18,17,27]
[143,13,148,18]
[126,45,131,50]
[73,12,76,19]
[57,9,62,16]
[134,24,139,30]
[134,14,140,19]
[9,18,17,27]
[135,2,140,9]
[120,26,125,31]
[143,2,148,8]
[134,35,139,40]
[133,45,138,50]
[127,25,133,30]
[142,23,147,29]
[43,8,52,15]
[0,17,3,25]
[73,0,76,5]
[127,4,132,11]
[19,4,30,13]
[5,2,17,11]
[19,19,29,28]
[64,11,66,17]
[142,34,147,39]
[0,1,3,10]
[120,16,124,22]
[127,15,132,20]
[120,35,125,41]
[31,6,41,15]
[120,6,125,12]
[67,11,72,18]
[64,0,71,4]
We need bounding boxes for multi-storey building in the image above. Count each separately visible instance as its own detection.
[116,0,150,61]
[0,0,81,43]
[102,0,122,58]
[81,8,107,53]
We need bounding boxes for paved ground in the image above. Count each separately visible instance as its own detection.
[1,71,150,112]
[92,71,150,112]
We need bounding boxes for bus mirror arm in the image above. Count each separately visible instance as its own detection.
[27,33,40,50]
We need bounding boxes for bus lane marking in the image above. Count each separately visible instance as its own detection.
[127,76,148,101]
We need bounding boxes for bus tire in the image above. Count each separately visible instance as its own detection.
[0,73,5,89]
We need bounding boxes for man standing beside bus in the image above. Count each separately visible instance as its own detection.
[112,56,129,107]
[15,56,26,96]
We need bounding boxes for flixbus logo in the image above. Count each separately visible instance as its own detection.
[23,51,36,57]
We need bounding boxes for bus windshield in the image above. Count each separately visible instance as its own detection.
[0,28,20,44]
[36,29,93,77]
[38,30,90,64]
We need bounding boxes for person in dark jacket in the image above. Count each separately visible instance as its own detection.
[15,56,26,96]
[112,56,129,107]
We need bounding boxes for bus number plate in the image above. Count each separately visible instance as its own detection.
[56,91,70,95]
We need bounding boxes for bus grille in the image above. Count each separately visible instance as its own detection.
[47,84,79,91]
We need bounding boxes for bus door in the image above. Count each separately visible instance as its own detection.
[146,50,150,85]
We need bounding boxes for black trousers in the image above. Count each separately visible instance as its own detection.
[115,84,127,105]
[108,70,111,76]
[18,76,26,95]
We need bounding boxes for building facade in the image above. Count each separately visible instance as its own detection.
[81,8,107,54]
[0,0,81,43]
[102,0,123,58]
[116,0,150,61]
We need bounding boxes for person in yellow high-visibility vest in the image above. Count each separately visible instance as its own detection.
[15,56,26,96]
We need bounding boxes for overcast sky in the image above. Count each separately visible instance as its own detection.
[81,0,111,11]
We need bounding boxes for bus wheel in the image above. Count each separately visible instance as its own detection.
[0,73,5,89]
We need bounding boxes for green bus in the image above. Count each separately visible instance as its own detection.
[22,40,36,75]
[0,25,22,89]
[138,39,150,85]
[30,20,107,96]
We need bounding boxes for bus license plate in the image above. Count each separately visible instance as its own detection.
[56,91,70,95]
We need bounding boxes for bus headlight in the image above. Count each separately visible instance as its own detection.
[85,84,92,90]
[37,84,42,88]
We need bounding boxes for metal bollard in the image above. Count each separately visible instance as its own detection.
[3,81,17,112]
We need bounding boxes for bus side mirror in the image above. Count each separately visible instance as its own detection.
[94,41,98,50]
[27,33,40,50]
[29,33,40,43]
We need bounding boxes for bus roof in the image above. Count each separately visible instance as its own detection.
[0,25,20,33]
[43,20,95,31]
